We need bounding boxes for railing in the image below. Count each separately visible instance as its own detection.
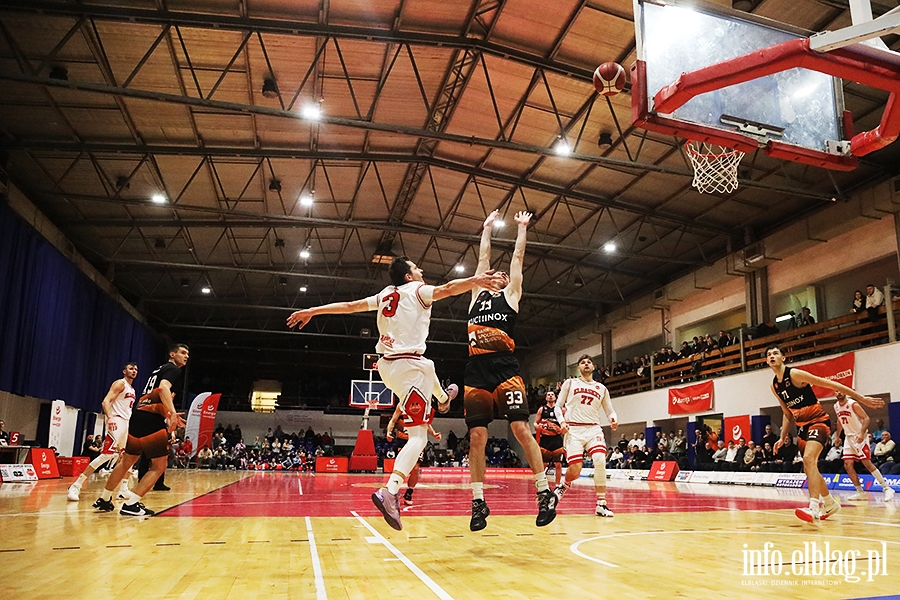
[603,299,900,397]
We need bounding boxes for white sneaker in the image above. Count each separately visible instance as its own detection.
[820,499,841,520]
[596,502,614,517]
[884,487,895,502]
[67,484,81,502]
[795,507,821,523]
[848,490,869,501]
[437,384,458,414]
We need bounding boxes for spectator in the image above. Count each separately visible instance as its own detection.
[797,307,815,327]
[616,434,629,453]
[197,446,213,468]
[866,283,885,311]
[627,433,641,450]
[0,420,9,444]
[83,435,102,462]
[850,289,865,314]
[629,445,648,469]
[874,432,895,466]
[774,437,800,472]
[818,441,844,475]
[872,419,887,441]
[607,447,624,469]
[695,431,713,470]
[755,442,775,472]
[712,441,727,466]
[754,320,779,338]
[722,440,739,470]
[761,424,778,449]
[672,429,687,458]
[741,441,760,471]
[734,438,749,468]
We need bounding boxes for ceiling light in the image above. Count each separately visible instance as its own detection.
[300,193,313,207]
[300,249,310,259]
[455,265,465,273]
[603,242,616,253]
[262,78,279,99]
[299,286,308,293]
[493,220,504,229]
[201,286,211,294]
[554,138,571,156]
[151,193,167,204]
[301,104,321,120]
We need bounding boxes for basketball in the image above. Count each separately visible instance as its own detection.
[593,62,626,96]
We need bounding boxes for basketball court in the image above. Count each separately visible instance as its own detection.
[2,471,898,599]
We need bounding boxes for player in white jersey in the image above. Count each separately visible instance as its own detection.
[287,256,505,531]
[67,362,138,501]
[552,354,618,517]
[833,391,894,502]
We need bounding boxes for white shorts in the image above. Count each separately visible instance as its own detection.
[101,416,129,454]
[564,424,607,464]
[842,435,871,461]
[377,356,442,427]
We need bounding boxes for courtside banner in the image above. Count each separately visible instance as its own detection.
[800,353,854,400]
[724,415,751,444]
[668,381,714,415]
[184,392,221,457]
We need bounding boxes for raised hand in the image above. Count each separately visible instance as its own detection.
[514,211,532,227]
[860,396,884,408]
[483,209,500,229]
[287,309,313,329]
[473,269,507,292]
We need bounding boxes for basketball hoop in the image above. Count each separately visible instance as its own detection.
[684,140,745,195]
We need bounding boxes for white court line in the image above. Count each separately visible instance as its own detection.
[351,511,455,600]
[298,479,303,495]
[864,521,900,528]
[305,516,327,600]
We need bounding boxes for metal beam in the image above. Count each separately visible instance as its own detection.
[0,0,593,80]
[0,76,844,208]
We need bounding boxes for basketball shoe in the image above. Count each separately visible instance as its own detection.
[847,490,869,501]
[92,497,114,512]
[536,489,558,527]
[820,496,841,520]
[67,483,81,502]
[884,486,895,502]
[595,500,614,518]
[795,498,823,523]
[403,489,414,506]
[437,384,458,414]
[120,502,156,517]
[372,488,402,531]
[470,499,490,531]
[553,483,569,502]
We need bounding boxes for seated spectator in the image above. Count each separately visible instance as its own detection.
[720,440,739,471]
[755,442,775,472]
[874,431,895,466]
[850,289,865,313]
[83,435,102,462]
[629,446,649,469]
[655,443,675,463]
[627,433,642,450]
[774,437,801,472]
[761,424,779,450]
[734,438,748,467]
[712,441,727,466]
[740,440,760,471]
[818,441,843,475]
[607,447,624,469]
[797,307,815,327]
[197,446,213,469]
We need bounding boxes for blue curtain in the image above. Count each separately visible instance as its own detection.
[0,201,161,412]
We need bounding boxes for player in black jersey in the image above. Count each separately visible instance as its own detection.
[93,343,188,517]
[465,209,557,531]
[535,390,565,488]
[766,344,883,522]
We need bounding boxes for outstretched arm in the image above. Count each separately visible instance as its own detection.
[287,297,372,329]
[506,211,532,308]
[433,270,507,302]
[475,210,499,277]
[790,369,884,408]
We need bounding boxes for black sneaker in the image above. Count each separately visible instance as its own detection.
[120,502,156,517]
[92,497,114,512]
[470,499,490,532]
[153,484,171,491]
[403,489,414,506]
[536,489,558,527]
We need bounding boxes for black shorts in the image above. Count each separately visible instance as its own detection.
[539,434,564,453]
[798,420,831,446]
[464,354,529,429]
[125,409,169,459]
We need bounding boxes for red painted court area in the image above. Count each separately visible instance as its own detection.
[159,471,803,518]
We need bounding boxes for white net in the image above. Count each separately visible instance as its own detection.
[684,141,745,194]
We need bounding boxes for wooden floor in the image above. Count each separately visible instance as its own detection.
[1,470,898,600]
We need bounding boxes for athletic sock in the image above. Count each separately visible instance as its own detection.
[74,473,88,487]
[534,472,549,493]
[856,484,866,492]
[126,491,143,504]
[808,497,820,511]
[872,470,888,486]
[471,482,484,501]
[823,493,837,507]
[386,474,403,495]
[100,489,113,501]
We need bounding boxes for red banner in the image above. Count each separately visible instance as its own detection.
[668,381,714,415]
[184,392,221,456]
[27,448,59,479]
[648,460,680,481]
[798,353,855,400]
[724,415,751,444]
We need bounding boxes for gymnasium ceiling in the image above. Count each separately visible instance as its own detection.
[1,0,899,377]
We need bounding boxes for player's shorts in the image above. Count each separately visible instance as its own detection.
[125,409,169,459]
[798,420,831,449]
[842,434,871,461]
[539,434,564,462]
[464,354,529,428]
[377,355,439,427]
[101,416,129,454]
[564,424,607,464]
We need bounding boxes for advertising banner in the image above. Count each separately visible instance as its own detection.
[668,381,714,415]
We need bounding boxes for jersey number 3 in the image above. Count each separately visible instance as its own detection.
[381,291,400,317]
